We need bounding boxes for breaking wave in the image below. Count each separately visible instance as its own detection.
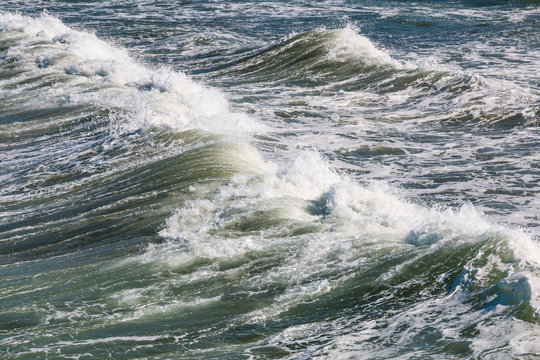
[1,10,539,360]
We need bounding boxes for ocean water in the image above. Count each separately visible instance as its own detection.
[0,1,539,358]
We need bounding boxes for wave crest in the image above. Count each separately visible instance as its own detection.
[0,12,262,135]
[224,26,401,83]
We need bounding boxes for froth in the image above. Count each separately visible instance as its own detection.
[152,148,540,357]
[158,149,539,282]
[327,26,399,68]
[0,12,263,135]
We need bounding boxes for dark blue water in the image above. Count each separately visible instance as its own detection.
[1,1,539,358]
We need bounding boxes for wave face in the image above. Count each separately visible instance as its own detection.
[1,2,539,359]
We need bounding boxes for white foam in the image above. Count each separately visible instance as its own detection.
[326,26,402,68]
[4,10,539,358]
[0,12,263,136]
[149,142,540,346]
[158,147,533,251]
[472,318,540,357]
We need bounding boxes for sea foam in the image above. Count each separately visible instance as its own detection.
[0,12,262,135]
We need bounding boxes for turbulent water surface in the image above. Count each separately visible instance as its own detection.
[1,1,539,359]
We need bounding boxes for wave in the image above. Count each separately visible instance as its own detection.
[150,150,540,357]
[0,12,262,135]
[221,26,402,84]
[218,26,538,128]
[1,11,539,359]
[0,12,267,258]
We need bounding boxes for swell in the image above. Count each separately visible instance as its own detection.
[220,26,400,85]
[149,152,540,358]
[217,26,539,128]
[0,13,266,259]
[1,11,539,360]
[0,12,261,133]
